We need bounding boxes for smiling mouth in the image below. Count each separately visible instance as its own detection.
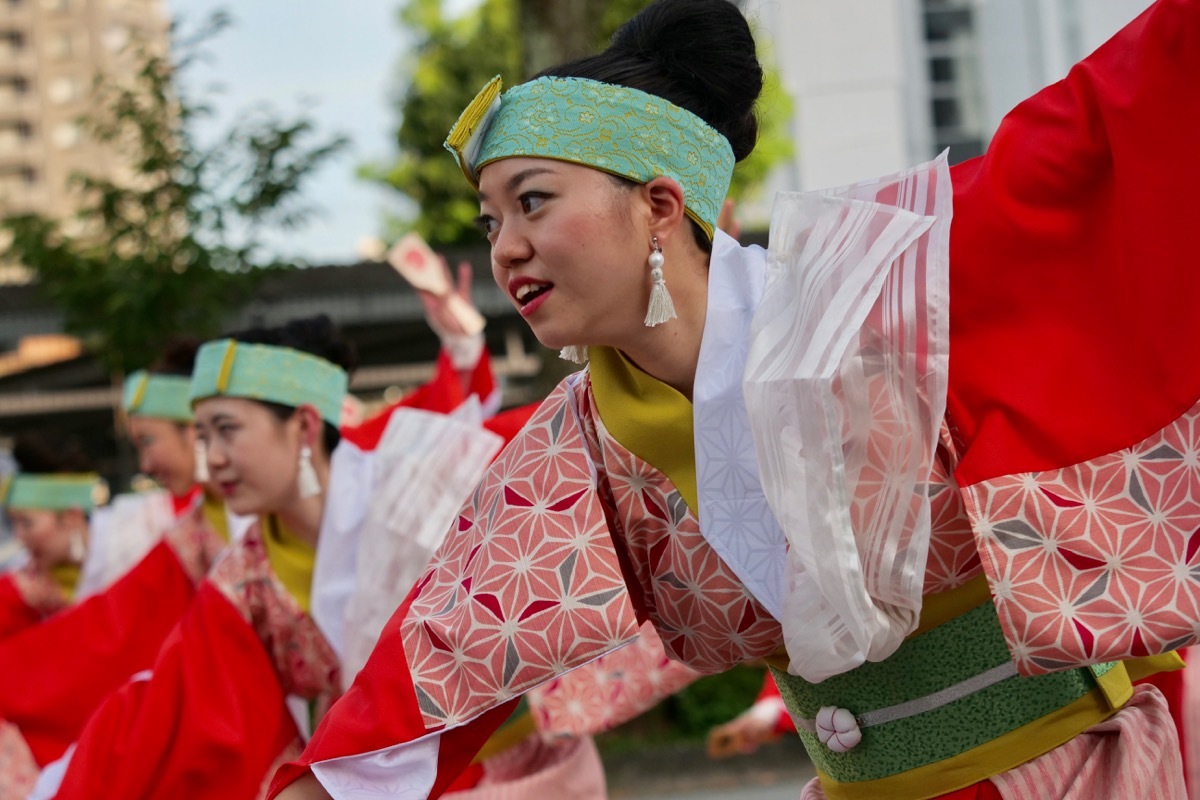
[514,282,552,306]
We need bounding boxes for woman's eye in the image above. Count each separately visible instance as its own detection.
[474,214,498,240]
[520,193,548,214]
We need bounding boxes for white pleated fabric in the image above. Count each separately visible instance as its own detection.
[692,232,787,619]
[310,439,377,664]
[340,406,502,685]
[743,154,952,682]
[76,490,174,599]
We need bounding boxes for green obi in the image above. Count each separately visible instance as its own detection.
[771,597,1125,798]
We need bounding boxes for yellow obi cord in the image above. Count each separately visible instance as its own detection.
[473,699,537,764]
[262,515,316,614]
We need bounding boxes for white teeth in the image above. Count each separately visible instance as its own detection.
[515,283,548,301]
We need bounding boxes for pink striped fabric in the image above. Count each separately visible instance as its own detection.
[1182,652,1200,800]
[992,684,1184,799]
[799,684,1184,800]
[0,719,37,799]
[446,735,606,800]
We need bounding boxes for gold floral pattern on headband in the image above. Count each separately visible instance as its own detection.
[446,76,734,239]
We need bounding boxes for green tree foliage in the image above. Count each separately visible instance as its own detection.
[361,0,520,247]
[1,13,347,376]
[364,0,654,247]
[367,0,791,246]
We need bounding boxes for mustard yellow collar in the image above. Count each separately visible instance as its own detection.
[49,561,81,601]
[587,346,699,516]
[262,515,316,614]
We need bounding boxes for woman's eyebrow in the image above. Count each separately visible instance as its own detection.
[478,166,556,202]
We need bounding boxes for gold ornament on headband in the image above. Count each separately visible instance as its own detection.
[445,75,504,185]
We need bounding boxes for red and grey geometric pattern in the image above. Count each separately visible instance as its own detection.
[528,621,702,736]
[402,380,641,729]
[965,402,1200,675]
[584,402,785,676]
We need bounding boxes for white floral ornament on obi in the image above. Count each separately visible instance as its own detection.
[816,706,862,752]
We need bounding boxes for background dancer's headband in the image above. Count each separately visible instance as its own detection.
[1,474,108,511]
[445,75,735,239]
[189,339,348,426]
[122,371,194,422]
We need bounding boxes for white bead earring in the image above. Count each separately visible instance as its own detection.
[644,236,677,327]
[297,444,322,499]
[193,439,210,483]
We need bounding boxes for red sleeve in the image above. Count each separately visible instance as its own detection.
[755,672,780,703]
[270,585,516,797]
[55,582,296,800]
[755,674,795,736]
[0,574,40,640]
[464,347,496,411]
[0,541,197,766]
[341,351,469,451]
[947,0,1200,485]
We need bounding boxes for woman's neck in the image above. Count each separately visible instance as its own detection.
[271,453,330,548]
[615,247,710,400]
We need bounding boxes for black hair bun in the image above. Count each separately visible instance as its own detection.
[13,431,93,474]
[231,314,359,376]
[542,0,763,162]
[150,336,203,377]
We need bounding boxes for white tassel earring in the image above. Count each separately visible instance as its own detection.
[559,345,588,364]
[193,439,210,483]
[644,236,677,327]
[68,531,86,563]
[297,444,322,499]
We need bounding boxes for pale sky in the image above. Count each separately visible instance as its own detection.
[164,1,481,265]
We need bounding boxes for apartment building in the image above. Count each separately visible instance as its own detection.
[0,0,166,220]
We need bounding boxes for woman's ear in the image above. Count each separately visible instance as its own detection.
[640,176,688,243]
[58,507,87,530]
[295,404,324,450]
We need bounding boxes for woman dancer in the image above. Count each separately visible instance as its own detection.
[0,434,105,636]
[275,0,1200,797]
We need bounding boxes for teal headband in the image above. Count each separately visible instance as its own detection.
[445,75,735,239]
[1,474,109,511]
[122,371,194,422]
[189,339,348,426]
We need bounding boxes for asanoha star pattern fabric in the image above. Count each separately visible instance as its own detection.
[527,621,702,736]
[924,430,982,594]
[401,379,642,730]
[400,375,999,736]
[963,399,1200,676]
[582,397,784,675]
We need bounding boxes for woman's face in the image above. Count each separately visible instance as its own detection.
[193,397,303,518]
[128,416,196,498]
[9,507,85,571]
[477,158,651,350]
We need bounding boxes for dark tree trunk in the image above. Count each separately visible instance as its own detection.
[517,0,612,79]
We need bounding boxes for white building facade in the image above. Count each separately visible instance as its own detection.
[739,0,1152,224]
